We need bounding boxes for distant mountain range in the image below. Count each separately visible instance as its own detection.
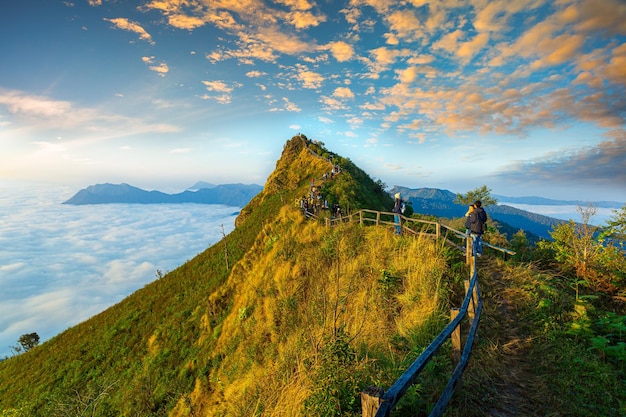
[63,182,620,240]
[63,183,263,207]
[389,186,622,240]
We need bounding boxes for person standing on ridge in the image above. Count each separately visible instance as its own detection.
[464,204,475,235]
[468,200,487,256]
[392,193,405,235]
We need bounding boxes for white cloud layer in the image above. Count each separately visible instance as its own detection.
[0,181,237,358]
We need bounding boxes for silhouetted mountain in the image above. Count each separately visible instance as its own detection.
[63,182,262,207]
[390,185,565,239]
[188,181,216,190]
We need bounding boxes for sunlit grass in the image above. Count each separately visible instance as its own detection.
[191,206,452,416]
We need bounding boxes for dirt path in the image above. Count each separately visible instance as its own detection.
[482,261,541,417]
[449,257,545,417]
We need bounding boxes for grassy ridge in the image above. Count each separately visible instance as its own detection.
[2,135,624,416]
[182,208,454,416]
[1,135,455,416]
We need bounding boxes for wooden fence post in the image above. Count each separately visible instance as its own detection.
[376,211,380,226]
[468,280,478,324]
[464,279,475,326]
[436,223,441,240]
[450,308,461,365]
[360,211,363,225]
[361,386,385,417]
[465,235,473,266]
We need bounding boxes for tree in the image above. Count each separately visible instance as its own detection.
[543,204,626,292]
[18,332,40,352]
[602,204,626,244]
[455,185,497,207]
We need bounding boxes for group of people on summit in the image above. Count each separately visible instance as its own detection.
[392,193,487,257]
[303,135,488,258]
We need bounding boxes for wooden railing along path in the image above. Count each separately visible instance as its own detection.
[305,208,515,416]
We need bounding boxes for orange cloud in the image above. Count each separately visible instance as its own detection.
[605,43,626,86]
[432,29,463,54]
[167,14,207,30]
[323,41,355,62]
[575,0,626,35]
[386,9,424,41]
[457,32,489,62]
[333,87,354,99]
[285,10,326,29]
[530,33,585,69]
[297,70,324,89]
[104,18,154,44]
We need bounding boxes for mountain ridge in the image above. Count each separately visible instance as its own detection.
[63,182,262,207]
[2,135,619,415]
[0,135,398,416]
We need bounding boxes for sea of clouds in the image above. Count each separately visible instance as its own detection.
[0,181,237,358]
[2,182,620,359]
[504,203,616,226]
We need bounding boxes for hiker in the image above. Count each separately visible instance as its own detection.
[464,204,475,235]
[332,203,341,218]
[392,193,405,235]
[301,196,309,215]
[468,200,488,256]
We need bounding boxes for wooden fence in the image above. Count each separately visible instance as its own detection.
[305,208,515,416]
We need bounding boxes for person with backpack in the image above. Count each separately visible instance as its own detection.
[468,200,487,256]
[392,193,405,235]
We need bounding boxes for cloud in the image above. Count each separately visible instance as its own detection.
[333,87,354,99]
[362,46,416,78]
[142,56,169,76]
[246,70,267,78]
[0,184,239,357]
[0,88,179,135]
[170,148,191,153]
[285,10,326,29]
[495,134,626,188]
[166,14,207,30]
[104,18,154,44]
[320,95,346,111]
[322,41,355,62]
[296,70,324,89]
[201,80,242,103]
[270,97,301,112]
[385,9,424,42]
[143,0,317,63]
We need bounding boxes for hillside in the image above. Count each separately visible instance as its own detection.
[2,135,624,417]
[2,135,446,416]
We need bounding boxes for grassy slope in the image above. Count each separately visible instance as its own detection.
[3,135,622,416]
[446,257,626,417]
[2,136,454,416]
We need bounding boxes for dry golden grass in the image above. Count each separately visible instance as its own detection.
[185,206,451,416]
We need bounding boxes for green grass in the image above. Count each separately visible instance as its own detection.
[446,257,626,417]
[1,135,624,417]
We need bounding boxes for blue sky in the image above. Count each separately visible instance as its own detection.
[1,0,625,201]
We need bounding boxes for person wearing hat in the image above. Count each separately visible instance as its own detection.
[392,192,405,235]
[468,200,488,256]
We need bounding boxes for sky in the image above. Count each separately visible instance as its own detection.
[0,181,237,358]
[1,0,625,202]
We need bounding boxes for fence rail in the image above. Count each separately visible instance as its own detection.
[306,208,514,417]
